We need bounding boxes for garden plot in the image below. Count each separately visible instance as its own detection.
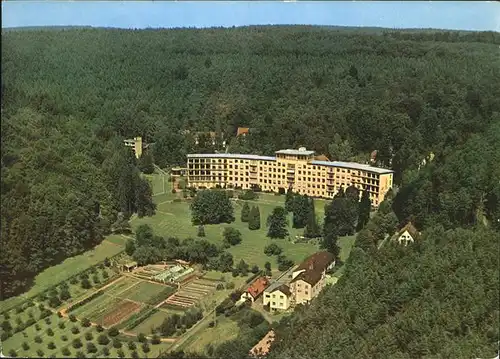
[99,300,142,327]
[162,279,217,309]
[104,276,140,296]
[117,281,176,305]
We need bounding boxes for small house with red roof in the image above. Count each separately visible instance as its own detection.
[241,276,270,303]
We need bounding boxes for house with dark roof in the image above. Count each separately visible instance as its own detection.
[241,276,270,302]
[289,251,335,305]
[390,222,420,246]
[263,282,292,311]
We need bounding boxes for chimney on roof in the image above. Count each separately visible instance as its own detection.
[298,147,307,152]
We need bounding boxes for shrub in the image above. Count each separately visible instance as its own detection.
[86,342,97,354]
[38,303,45,311]
[48,296,62,308]
[141,343,150,353]
[72,338,83,348]
[71,326,80,335]
[27,310,34,318]
[47,342,56,350]
[112,338,122,349]
[131,351,139,359]
[22,342,30,350]
[117,349,125,358]
[137,333,147,343]
[85,332,93,341]
[69,314,77,322]
[225,282,235,289]
[46,328,54,336]
[0,332,9,341]
[98,334,110,345]
[102,271,109,279]
[151,334,161,345]
[62,348,71,356]
[197,225,206,237]
[96,324,104,332]
[238,190,258,200]
[208,321,215,328]
[251,265,260,274]
[25,318,36,327]
[35,323,41,331]
[15,306,24,314]
[59,289,71,301]
[61,335,68,342]
[34,335,43,343]
[80,279,92,289]
[59,321,66,329]
[69,277,78,285]
[57,311,63,318]
[171,188,176,194]
[108,327,119,337]
[223,227,242,246]
[102,347,110,356]
[216,283,224,290]
[104,257,111,267]
[75,350,86,359]
[128,341,137,350]
[90,266,97,274]
[80,273,89,280]
[232,268,240,277]
[36,349,44,357]
[92,274,100,284]
[39,309,52,320]
[81,318,91,327]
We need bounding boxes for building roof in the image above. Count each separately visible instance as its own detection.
[237,127,250,136]
[291,251,335,286]
[311,160,394,174]
[276,148,316,156]
[393,222,420,241]
[315,154,330,161]
[247,277,270,299]
[187,153,276,161]
[272,284,291,297]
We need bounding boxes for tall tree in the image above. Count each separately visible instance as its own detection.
[328,134,353,161]
[241,202,250,223]
[357,190,372,231]
[285,188,295,213]
[137,151,154,174]
[267,207,289,239]
[304,198,321,238]
[135,177,156,218]
[190,190,234,225]
[292,195,310,229]
[248,206,261,230]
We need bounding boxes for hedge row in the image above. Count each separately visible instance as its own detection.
[123,308,159,330]
[66,290,104,313]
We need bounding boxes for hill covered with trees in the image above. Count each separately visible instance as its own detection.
[2,26,499,355]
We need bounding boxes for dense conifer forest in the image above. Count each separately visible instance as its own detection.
[2,26,499,356]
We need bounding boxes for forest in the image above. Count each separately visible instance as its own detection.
[1,26,499,356]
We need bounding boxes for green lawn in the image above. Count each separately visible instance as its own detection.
[130,310,171,335]
[0,240,125,313]
[118,281,175,305]
[143,173,168,196]
[132,193,323,269]
[180,315,240,354]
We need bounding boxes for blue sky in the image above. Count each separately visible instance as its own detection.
[2,1,499,32]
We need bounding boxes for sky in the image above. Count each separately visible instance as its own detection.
[1,1,499,32]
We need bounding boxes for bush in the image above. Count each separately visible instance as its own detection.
[35,323,41,331]
[85,332,93,341]
[86,342,97,354]
[142,343,150,353]
[251,265,260,274]
[46,328,54,336]
[61,335,68,342]
[71,326,80,335]
[113,338,122,349]
[69,277,79,285]
[69,314,77,322]
[97,334,110,345]
[223,227,242,246]
[75,350,86,359]
[72,338,83,349]
[102,270,109,279]
[197,225,206,237]
[216,283,224,290]
[47,342,56,350]
[58,321,66,329]
[57,311,63,318]
[208,321,215,328]
[92,274,100,284]
[264,243,283,256]
[238,190,258,200]
[171,188,176,194]
[137,333,147,343]
[102,347,110,356]
[96,324,104,332]
[48,295,62,308]
[225,282,235,289]
[62,348,71,356]
[127,341,137,350]
[22,342,30,350]
[39,309,52,320]
[232,268,240,277]
[81,318,91,327]
[151,334,161,345]
[131,351,140,359]
[104,257,111,267]
[117,349,125,358]
[34,335,43,343]
[25,318,36,327]
[38,303,45,311]
[80,279,92,289]
[8,349,18,358]
[36,349,44,357]
[108,327,119,337]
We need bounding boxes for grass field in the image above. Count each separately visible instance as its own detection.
[180,315,240,354]
[132,192,323,268]
[130,310,171,335]
[0,240,125,313]
[143,172,168,196]
[118,281,176,305]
